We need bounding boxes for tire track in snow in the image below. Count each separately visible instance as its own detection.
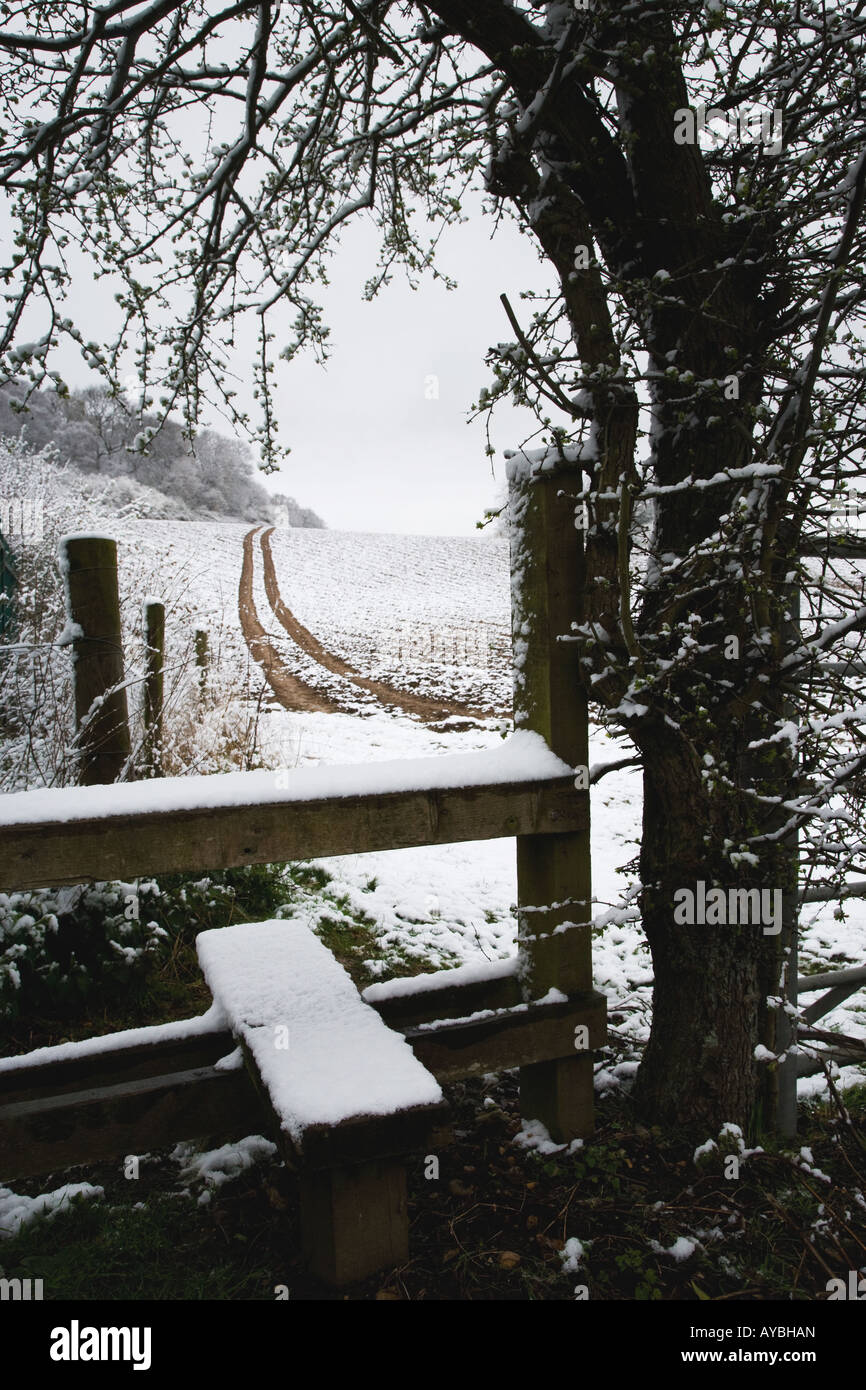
[259,526,502,725]
[238,527,345,713]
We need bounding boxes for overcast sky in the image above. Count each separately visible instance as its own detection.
[38,194,558,537]
[250,206,557,536]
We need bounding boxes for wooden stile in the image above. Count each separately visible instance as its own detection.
[1,499,607,1283]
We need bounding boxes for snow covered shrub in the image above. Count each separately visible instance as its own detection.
[0,881,169,1020]
[0,865,299,1025]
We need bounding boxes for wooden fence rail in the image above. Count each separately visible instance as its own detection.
[0,766,586,893]
[0,968,606,1183]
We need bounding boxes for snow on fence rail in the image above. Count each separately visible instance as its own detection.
[0,733,586,892]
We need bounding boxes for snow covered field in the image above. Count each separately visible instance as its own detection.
[266,527,512,711]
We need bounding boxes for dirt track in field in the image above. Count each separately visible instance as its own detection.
[255,526,500,724]
[238,527,345,713]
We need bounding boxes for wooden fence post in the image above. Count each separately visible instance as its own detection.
[62,535,131,786]
[195,629,209,695]
[0,524,16,641]
[142,599,165,778]
[508,455,598,1142]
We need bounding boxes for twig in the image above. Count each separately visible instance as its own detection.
[822,1063,866,1156]
[499,292,580,420]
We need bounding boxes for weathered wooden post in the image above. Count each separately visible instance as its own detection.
[507,453,599,1141]
[142,599,165,778]
[195,628,209,695]
[0,524,16,641]
[61,535,131,785]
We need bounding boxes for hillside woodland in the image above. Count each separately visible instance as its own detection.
[0,384,325,527]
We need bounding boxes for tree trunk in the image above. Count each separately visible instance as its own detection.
[632,717,798,1136]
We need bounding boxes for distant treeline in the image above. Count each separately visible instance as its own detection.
[0,383,325,527]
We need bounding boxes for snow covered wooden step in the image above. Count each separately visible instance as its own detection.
[196,920,445,1286]
[196,920,444,1164]
[196,921,443,1137]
